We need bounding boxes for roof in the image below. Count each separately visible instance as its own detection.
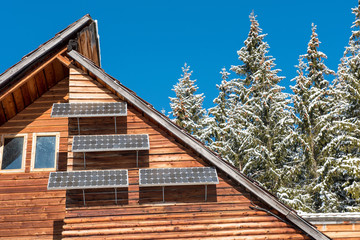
[0,14,98,91]
[66,50,331,240]
[302,212,360,224]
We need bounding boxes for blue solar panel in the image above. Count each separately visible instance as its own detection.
[72,134,150,152]
[51,102,127,118]
[47,169,128,190]
[139,167,219,187]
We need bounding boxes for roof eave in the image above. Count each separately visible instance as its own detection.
[67,50,331,240]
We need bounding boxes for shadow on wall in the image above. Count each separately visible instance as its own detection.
[53,220,64,240]
[66,187,129,208]
[139,185,217,204]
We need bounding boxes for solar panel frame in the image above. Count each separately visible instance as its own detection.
[47,169,129,190]
[139,167,219,187]
[72,134,150,152]
[51,102,127,118]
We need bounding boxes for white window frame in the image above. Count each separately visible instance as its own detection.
[31,132,60,172]
[0,134,27,173]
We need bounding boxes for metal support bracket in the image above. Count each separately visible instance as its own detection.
[83,152,86,169]
[114,116,117,134]
[77,117,81,135]
[115,188,118,204]
[82,189,86,206]
[162,186,165,203]
[136,151,139,167]
[205,185,208,202]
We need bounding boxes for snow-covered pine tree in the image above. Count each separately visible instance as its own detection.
[210,12,295,192]
[169,63,207,142]
[323,1,360,212]
[290,24,335,212]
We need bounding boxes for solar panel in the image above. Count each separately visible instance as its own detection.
[139,167,219,187]
[47,169,128,190]
[51,102,127,118]
[72,134,150,152]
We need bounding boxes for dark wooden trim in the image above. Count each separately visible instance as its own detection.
[0,102,7,123]
[41,70,49,91]
[67,50,330,240]
[10,93,18,114]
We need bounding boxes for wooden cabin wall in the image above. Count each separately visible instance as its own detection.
[76,22,100,67]
[63,66,312,240]
[67,66,252,206]
[0,77,69,239]
[314,222,360,240]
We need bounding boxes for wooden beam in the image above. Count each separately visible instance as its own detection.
[0,48,67,102]
[56,54,72,67]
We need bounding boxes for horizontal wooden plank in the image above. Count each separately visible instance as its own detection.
[0,197,65,208]
[315,223,360,231]
[70,86,113,93]
[69,79,103,87]
[62,226,301,238]
[69,92,119,99]
[64,216,283,231]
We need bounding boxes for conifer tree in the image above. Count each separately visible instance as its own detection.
[207,68,247,166]
[169,63,207,142]
[209,12,295,192]
[290,24,335,212]
[322,1,360,212]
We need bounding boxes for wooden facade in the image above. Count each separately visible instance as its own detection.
[0,15,333,239]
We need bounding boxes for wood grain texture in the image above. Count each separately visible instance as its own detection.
[0,53,69,124]
[62,66,313,240]
[314,223,360,240]
[0,78,69,239]
[76,22,100,66]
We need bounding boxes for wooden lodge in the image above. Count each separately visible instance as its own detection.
[0,15,338,240]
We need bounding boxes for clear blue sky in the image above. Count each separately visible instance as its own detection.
[0,0,356,113]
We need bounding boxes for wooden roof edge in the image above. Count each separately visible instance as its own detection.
[0,14,95,91]
[301,212,360,224]
[67,49,331,240]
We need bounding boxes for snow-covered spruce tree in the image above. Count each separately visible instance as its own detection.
[207,68,248,167]
[290,24,335,212]
[169,63,207,142]
[211,12,295,192]
[323,1,360,212]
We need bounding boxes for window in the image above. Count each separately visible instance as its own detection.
[0,134,27,172]
[31,133,60,171]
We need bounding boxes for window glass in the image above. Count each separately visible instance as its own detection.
[2,137,24,170]
[34,136,56,169]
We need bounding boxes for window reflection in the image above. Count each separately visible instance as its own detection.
[2,137,24,170]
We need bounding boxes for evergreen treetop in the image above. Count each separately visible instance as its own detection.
[169,63,207,141]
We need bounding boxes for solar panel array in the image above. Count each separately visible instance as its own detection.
[72,134,150,152]
[139,167,219,187]
[51,102,127,118]
[47,169,128,190]
[48,101,221,204]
